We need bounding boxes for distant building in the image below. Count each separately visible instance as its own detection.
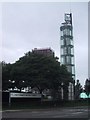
[32,48,55,57]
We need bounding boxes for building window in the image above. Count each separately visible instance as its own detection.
[71,57,74,64]
[61,57,65,64]
[66,56,71,64]
[72,66,75,75]
[67,66,72,73]
[61,48,64,55]
[64,47,67,54]
[61,40,64,46]
[71,48,74,55]
[66,38,70,45]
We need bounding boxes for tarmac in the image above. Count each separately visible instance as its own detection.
[1,106,90,119]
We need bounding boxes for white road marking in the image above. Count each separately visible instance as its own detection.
[2,109,23,112]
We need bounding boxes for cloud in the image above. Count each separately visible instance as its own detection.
[2,2,88,86]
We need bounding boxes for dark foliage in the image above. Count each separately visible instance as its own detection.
[2,51,73,99]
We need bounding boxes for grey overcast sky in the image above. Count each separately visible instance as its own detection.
[2,2,88,86]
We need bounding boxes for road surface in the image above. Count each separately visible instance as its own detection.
[1,106,90,119]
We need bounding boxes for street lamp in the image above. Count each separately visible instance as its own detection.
[22,81,25,83]
[12,80,15,83]
[9,80,11,82]
[8,80,15,91]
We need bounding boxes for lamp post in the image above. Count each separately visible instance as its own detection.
[61,82,64,100]
[8,80,15,107]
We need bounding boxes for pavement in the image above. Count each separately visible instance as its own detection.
[1,106,90,119]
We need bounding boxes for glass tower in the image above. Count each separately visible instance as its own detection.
[60,13,75,80]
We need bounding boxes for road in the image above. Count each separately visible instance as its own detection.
[1,106,90,119]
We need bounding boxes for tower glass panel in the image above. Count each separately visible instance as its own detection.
[60,13,75,80]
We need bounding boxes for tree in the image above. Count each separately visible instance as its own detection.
[2,61,13,90]
[10,52,61,92]
[75,79,83,100]
[2,51,73,100]
[59,65,73,100]
[84,78,90,96]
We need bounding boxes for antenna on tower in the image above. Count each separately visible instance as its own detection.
[70,3,71,13]
[69,0,72,13]
[69,0,72,25]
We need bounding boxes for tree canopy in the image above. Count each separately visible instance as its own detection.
[84,79,90,95]
[2,51,73,99]
[75,79,83,100]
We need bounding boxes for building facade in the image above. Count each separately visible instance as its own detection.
[60,13,75,100]
[60,13,75,79]
[32,48,54,57]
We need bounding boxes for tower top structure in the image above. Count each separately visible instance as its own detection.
[62,13,72,25]
[64,13,72,25]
